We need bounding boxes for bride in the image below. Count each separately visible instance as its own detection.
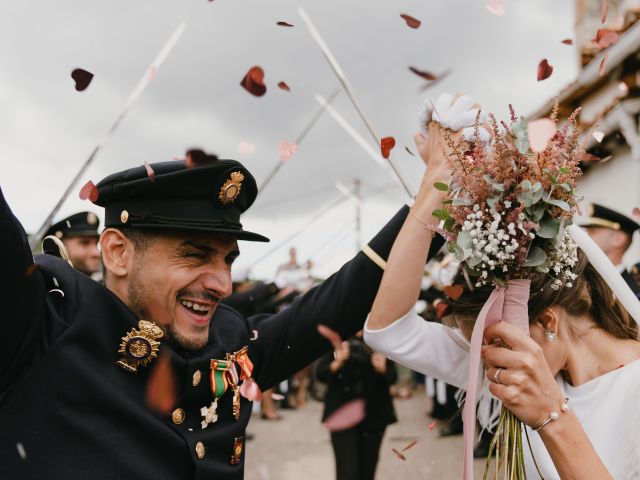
[363,95,640,479]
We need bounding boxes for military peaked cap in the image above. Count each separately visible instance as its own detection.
[580,203,640,236]
[45,211,100,239]
[93,153,269,242]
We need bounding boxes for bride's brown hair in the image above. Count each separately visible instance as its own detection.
[447,250,638,340]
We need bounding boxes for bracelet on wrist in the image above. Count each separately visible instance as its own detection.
[409,208,439,233]
[532,396,570,432]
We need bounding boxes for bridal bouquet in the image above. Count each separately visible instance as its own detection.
[430,102,584,479]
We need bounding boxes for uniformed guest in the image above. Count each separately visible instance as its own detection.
[44,211,101,276]
[1,150,443,479]
[581,203,640,299]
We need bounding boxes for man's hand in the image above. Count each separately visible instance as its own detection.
[371,352,387,374]
[330,341,350,373]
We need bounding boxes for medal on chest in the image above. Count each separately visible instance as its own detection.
[207,346,255,421]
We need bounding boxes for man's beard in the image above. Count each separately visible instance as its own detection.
[127,266,209,351]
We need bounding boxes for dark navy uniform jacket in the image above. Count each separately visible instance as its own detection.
[0,186,442,479]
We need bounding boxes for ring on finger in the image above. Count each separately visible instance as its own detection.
[493,368,503,385]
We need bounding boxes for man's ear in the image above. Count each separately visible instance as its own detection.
[536,306,561,334]
[100,229,133,278]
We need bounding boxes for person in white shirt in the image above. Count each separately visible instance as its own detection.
[363,114,640,479]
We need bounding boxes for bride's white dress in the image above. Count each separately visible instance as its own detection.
[364,310,640,479]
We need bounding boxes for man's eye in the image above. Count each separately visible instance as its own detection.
[186,252,206,260]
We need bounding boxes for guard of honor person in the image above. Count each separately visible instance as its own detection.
[1,149,443,479]
[580,202,640,300]
[42,211,102,277]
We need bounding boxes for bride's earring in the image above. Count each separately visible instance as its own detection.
[545,329,556,342]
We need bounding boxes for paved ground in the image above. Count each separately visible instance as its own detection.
[244,392,487,480]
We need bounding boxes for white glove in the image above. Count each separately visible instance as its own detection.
[419,93,490,143]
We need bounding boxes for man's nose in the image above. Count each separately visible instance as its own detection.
[200,267,232,299]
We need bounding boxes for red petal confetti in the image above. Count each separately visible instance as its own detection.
[599,53,608,76]
[278,81,291,92]
[443,284,464,300]
[528,118,557,152]
[561,38,573,45]
[380,137,396,159]
[317,324,342,349]
[409,66,437,81]
[631,207,640,222]
[601,0,608,23]
[405,146,415,156]
[428,421,437,431]
[239,378,262,401]
[537,59,553,81]
[71,68,94,92]
[485,0,505,16]
[145,353,177,415]
[402,439,418,451]
[277,21,294,27]
[435,301,449,318]
[392,448,407,461]
[240,66,266,97]
[578,152,604,162]
[23,264,38,278]
[278,141,298,162]
[400,14,421,29]
[237,141,256,156]
[79,180,99,202]
[593,29,619,49]
[144,161,156,182]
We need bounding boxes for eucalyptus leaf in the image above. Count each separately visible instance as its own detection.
[524,246,547,267]
[468,255,483,268]
[443,217,455,231]
[487,196,501,209]
[531,187,544,204]
[432,208,449,221]
[434,181,449,191]
[545,198,571,211]
[559,183,572,192]
[537,215,561,239]
[517,191,533,208]
[559,167,571,175]
[512,118,529,154]
[452,197,473,206]
[458,230,473,250]
[531,181,543,192]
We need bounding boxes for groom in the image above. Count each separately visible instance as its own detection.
[0,151,442,479]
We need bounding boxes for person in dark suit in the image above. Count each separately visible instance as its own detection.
[581,203,640,299]
[1,150,443,479]
[43,211,101,276]
[317,333,397,480]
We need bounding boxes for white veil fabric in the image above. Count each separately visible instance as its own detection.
[567,224,640,327]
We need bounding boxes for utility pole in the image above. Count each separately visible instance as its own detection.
[354,179,362,252]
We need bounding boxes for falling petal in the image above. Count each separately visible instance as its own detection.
[79,180,99,202]
[400,14,421,29]
[435,302,449,318]
[618,81,629,94]
[528,118,556,152]
[250,329,259,341]
[537,59,553,81]
[277,81,291,92]
[405,146,415,156]
[240,66,267,97]
[599,53,608,76]
[485,0,505,16]
[271,393,285,401]
[277,21,294,27]
[71,68,94,92]
[317,324,342,349]
[579,152,603,162]
[592,131,605,143]
[561,38,573,45]
[402,439,418,451]
[392,448,407,461]
[631,207,640,222]
[144,161,156,182]
[601,0,608,23]
[593,29,619,49]
[145,353,177,415]
[278,141,298,162]
[323,399,366,431]
[409,66,437,81]
[239,378,262,401]
[16,442,26,461]
[380,137,396,159]
[237,141,256,156]
[443,284,464,301]
[428,421,437,431]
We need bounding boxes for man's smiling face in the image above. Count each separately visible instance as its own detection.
[125,231,239,350]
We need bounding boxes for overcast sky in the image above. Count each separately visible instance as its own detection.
[0,0,579,278]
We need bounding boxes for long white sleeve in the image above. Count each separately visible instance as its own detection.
[364,309,471,389]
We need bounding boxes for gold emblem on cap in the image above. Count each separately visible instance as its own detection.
[120,210,129,224]
[87,212,98,226]
[55,231,63,239]
[116,320,163,373]
[218,171,244,205]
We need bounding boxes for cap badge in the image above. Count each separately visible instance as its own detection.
[218,171,244,205]
[87,212,98,226]
[120,210,129,224]
[116,320,164,373]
